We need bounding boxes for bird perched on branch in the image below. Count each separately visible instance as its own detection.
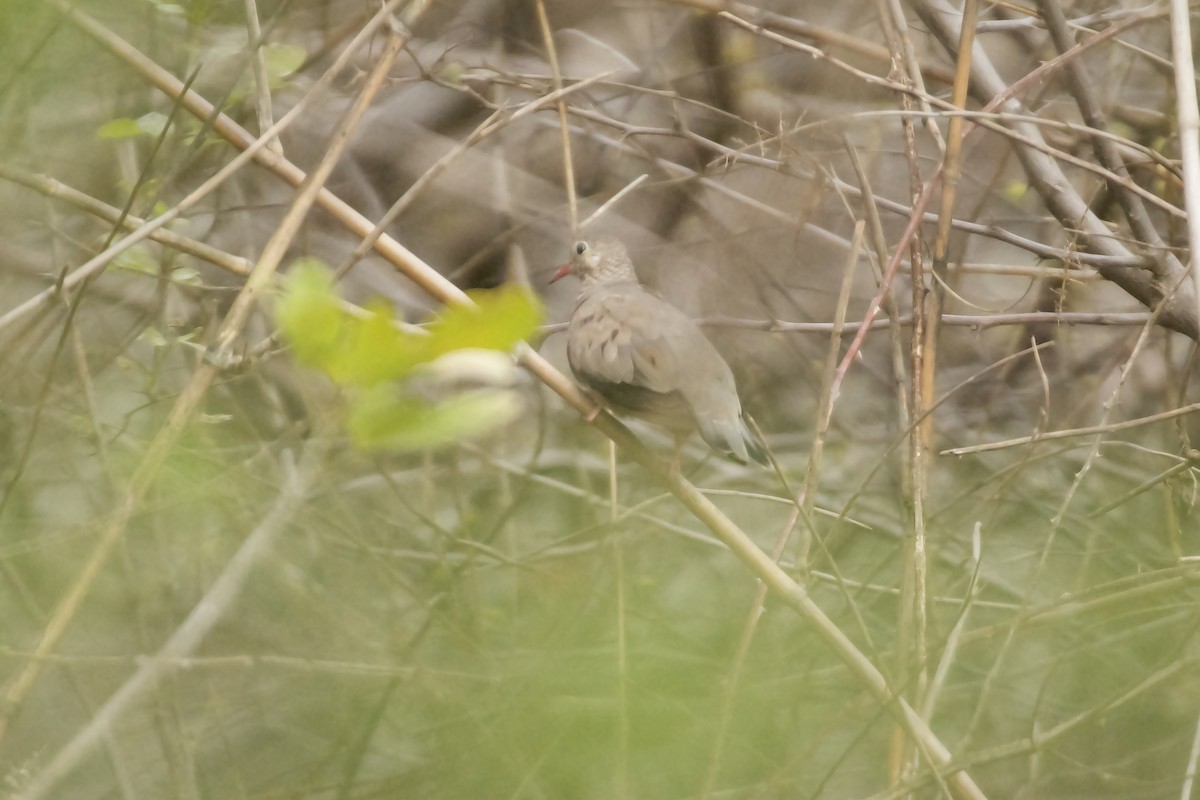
[550,235,767,466]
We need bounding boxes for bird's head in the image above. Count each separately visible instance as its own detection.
[550,235,637,288]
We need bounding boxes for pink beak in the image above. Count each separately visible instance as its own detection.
[549,262,573,284]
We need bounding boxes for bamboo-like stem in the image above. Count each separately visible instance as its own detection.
[534,0,578,235]
[39,3,992,794]
[911,0,1196,337]
[10,445,325,800]
[0,0,416,758]
[0,166,252,277]
[1169,0,1200,330]
[242,0,282,155]
[942,402,1200,456]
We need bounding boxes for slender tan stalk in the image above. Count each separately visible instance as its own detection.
[534,0,578,234]
[1169,0,1200,330]
[11,444,326,800]
[0,3,416,751]
[0,166,252,278]
[242,0,282,155]
[44,4,993,793]
[943,402,1200,456]
[609,441,629,800]
[700,223,864,799]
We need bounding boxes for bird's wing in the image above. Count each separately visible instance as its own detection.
[566,287,691,421]
[568,288,685,388]
[566,284,767,464]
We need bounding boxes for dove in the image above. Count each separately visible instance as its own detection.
[550,235,767,466]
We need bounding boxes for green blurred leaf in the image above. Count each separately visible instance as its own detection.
[139,327,168,348]
[425,286,542,358]
[172,266,201,286]
[263,43,306,87]
[98,118,142,139]
[347,387,522,451]
[327,299,427,387]
[98,112,169,140]
[276,268,539,397]
[275,259,344,368]
[435,60,467,85]
[114,243,159,275]
[1003,181,1028,204]
[137,112,169,137]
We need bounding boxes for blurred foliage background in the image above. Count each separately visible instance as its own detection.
[2,0,1200,798]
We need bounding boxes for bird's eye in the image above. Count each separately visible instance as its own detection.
[575,241,588,255]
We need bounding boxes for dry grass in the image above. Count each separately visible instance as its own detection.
[1,1,1199,798]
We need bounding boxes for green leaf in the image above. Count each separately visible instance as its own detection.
[326,299,427,387]
[137,112,169,137]
[263,43,307,86]
[347,387,522,451]
[275,259,344,368]
[139,327,168,348]
[114,243,159,275]
[98,112,169,139]
[435,60,467,85]
[1003,181,1028,204]
[172,266,201,286]
[276,268,540,393]
[98,118,143,140]
[424,287,542,359]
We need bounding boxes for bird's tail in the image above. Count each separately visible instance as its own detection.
[698,414,769,467]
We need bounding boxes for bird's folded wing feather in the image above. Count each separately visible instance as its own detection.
[567,289,705,426]
[569,290,685,393]
[564,277,766,465]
